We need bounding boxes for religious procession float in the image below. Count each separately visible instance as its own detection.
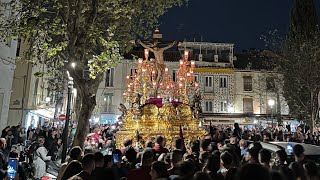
[116,30,206,149]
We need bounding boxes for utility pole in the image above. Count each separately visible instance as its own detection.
[61,76,73,163]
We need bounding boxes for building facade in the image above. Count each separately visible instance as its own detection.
[0,39,18,130]
[93,41,290,126]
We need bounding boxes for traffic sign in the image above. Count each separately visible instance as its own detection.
[59,114,66,121]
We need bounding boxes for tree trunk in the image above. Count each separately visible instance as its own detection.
[72,90,96,148]
[276,91,282,124]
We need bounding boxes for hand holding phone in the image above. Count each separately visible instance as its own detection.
[113,154,119,163]
[7,158,18,180]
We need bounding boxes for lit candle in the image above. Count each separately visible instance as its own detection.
[180,60,184,66]
[187,73,191,77]
[153,82,156,86]
[179,83,183,88]
[152,70,155,74]
[157,95,161,98]
[191,60,195,67]
[190,70,193,74]
[166,86,170,89]
[123,92,126,95]
[142,68,146,72]
[165,68,168,73]
[126,75,130,79]
[138,58,143,64]
[184,50,189,60]
[144,49,149,59]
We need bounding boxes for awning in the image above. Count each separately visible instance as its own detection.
[29,108,55,119]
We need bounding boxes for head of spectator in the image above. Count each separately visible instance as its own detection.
[0,138,6,150]
[37,136,45,146]
[289,162,307,180]
[103,155,113,168]
[203,153,220,174]
[270,170,286,180]
[174,138,183,150]
[149,161,169,180]
[124,145,137,164]
[275,150,287,165]
[176,160,196,179]
[237,164,271,180]
[141,149,154,167]
[145,141,153,148]
[303,161,319,180]
[259,149,271,168]
[200,139,210,152]
[81,153,95,175]
[225,167,237,180]
[263,132,272,142]
[155,135,165,147]
[221,151,233,170]
[199,151,210,165]
[70,146,83,161]
[61,160,82,180]
[293,144,305,163]
[279,165,296,180]
[94,152,104,168]
[245,148,259,164]
[123,138,133,147]
[193,172,213,180]
[239,139,247,149]
[229,136,237,145]
[170,150,183,168]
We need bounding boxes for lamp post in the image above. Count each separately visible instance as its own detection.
[268,99,275,130]
[61,72,74,163]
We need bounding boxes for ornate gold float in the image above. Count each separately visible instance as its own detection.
[116,30,206,149]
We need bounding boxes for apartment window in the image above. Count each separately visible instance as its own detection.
[266,77,275,91]
[243,98,253,113]
[103,94,113,113]
[32,79,39,106]
[220,101,227,112]
[219,76,227,88]
[172,70,178,82]
[105,68,114,87]
[243,76,253,91]
[205,76,213,87]
[194,74,199,82]
[130,69,137,79]
[205,101,213,112]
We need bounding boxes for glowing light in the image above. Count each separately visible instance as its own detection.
[71,62,76,69]
[268,99,275,107]
[138,59,143,64]
[187,73,191,77]
[165,68,168,72]
[180,60,184,66]
[126,75,130,79]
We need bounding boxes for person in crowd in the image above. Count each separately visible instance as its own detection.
[5,130,14,150]
[45,129,58,160]
[0,138,7,162]
[91,152,107,180]
[193,172,213,180]
[293,144,308,165]
[57,146,82,180]
[168,150,183,175]
[173,139,185,154]
[224,167,237,180]
[303,161,319,180]
[60,160,82,180]
[289,162,307,180]
[127,148,154,180]
[169,160,195,180]
[70,153,95,180]
[270,170,286,180]
[245,147,260,164]
[153,136,169,158]
[237,163,271,180]
[259,149,271,168]
[273,150,287,169]
[33,137,51,179]
[202,153,224,180]
[19,128,27,145]
[219,151,233,177]
[233,123,242,140]
[239,139,248,157]
[1,126,10,138]
[149,161,169,180]
[279,166,296,180]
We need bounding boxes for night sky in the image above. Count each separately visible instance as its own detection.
[160,0,320,51]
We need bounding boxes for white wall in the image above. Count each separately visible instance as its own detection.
[0,39,18,130]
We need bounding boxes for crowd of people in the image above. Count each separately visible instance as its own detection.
[0,122,319,180]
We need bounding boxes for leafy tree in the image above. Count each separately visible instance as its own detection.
[0,0,186,147]
[262,0,320,132]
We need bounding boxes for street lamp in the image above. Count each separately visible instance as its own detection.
[268,99,275,129]
[61,72,74,163]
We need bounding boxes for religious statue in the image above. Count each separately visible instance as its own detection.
[118,103,127,118]
[137,39,177,97]
[191,92,203,119]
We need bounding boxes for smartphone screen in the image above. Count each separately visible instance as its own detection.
[113,154,119,163]
[7,158,18,179]
[287,143,293,154]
